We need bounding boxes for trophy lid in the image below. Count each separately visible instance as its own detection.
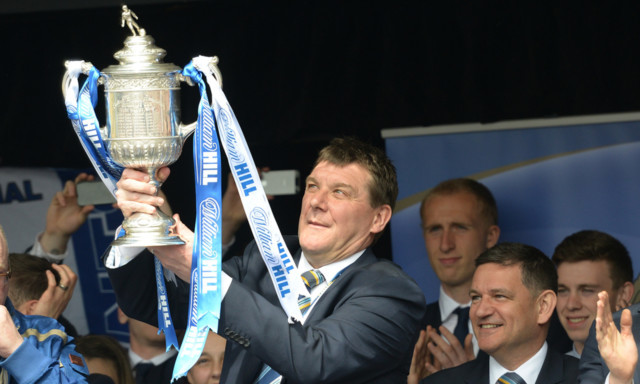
[102,6,180,75]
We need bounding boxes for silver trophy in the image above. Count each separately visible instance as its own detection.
[62,5,222,247]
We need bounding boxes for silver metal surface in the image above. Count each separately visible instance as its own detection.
[63,5,223,247]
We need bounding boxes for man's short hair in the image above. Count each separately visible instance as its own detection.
[476,242,558,295]
[552,230,633,289]
[8,253,60,308]
[315,137,398,211]
[420,178,498,226]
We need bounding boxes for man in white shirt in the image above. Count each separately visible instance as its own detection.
[106,137,426,383]
[423,242,578,384]
[409,178,500,382]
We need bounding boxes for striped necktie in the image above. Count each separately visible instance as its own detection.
[301,269,325,291]
[298,269,325,315]
[257,271,326,384]
[497,372,526,384]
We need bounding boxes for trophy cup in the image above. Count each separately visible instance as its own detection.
[62,5,222,247]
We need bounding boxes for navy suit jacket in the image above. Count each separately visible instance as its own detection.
[135,354,176,384]
[107,236,426,384]
[579,303,640,383]
[422,346,578,384]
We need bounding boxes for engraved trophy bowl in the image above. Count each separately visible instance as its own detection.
[105,34,193,247]
[62,11,222,247]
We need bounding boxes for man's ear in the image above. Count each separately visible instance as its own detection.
[536,290,557,325]
[18,299,40,316]
[117,306,129,325]
[370,205,392,235]
[485,225,500,249]
[614,281,635,311]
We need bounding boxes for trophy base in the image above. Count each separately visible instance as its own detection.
[111,234,185,247]
[110,211,185,247]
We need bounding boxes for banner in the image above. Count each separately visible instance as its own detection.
[383,112,640,303]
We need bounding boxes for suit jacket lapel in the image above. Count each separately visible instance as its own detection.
[463,353,489,384]
[303,248,377,323]
[536,348,570,384]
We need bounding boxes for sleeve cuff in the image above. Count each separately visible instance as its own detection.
[28,232,68,264]
[104,227,145,268]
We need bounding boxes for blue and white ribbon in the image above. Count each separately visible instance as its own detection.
[172,62,223,380]
[192,56,308,322]
[155,257,180,351]
[63,61,122,194]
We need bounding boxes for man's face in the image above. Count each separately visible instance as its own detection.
[0,236,7,306]
[422,192,498,290]
[556,260,618,352]
[298,161,389,268]
[470,263,547,366]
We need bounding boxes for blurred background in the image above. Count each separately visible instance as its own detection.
[2,0,640,255]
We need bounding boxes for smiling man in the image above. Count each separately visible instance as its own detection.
[423,242,578,384]
[551,230,634,358]
[106,137,426,383]
[409,179,500,381]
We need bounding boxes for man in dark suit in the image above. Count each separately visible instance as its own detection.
[106,137,427,383]
[579,294,639,384]
[424,242,578,384]
[409,179,500,382]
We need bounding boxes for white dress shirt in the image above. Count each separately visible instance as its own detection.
[489,342,547,384]
[438,287,479,355]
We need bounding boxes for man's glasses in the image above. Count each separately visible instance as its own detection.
[0,269,11,282]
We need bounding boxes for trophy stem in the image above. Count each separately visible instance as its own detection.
[111,166,185,247]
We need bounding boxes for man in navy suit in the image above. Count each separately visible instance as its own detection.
[106,137,426,383]
[423,242,578,384]
[409,179,500,382]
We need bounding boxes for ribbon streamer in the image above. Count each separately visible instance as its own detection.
[193,56,308,322]
[172,63,223,380]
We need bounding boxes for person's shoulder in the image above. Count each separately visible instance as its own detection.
[359,255,423,290]
[613,302,640,321]
[426,300,439,310]
[422,358,483,383]
[16,311,70,341]
[544,347,579,382]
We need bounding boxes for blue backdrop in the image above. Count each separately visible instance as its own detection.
[383,113,640,303]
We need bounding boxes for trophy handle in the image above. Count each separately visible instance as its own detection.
[179,122,197,139]
[63,61,108,137]
[62,60,95,99]
[205,56,223,89]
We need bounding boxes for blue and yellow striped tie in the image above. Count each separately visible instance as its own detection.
[256,271,326,384]
[301,269,325,291]
[497,372,526,384]
[298,269,325,315]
